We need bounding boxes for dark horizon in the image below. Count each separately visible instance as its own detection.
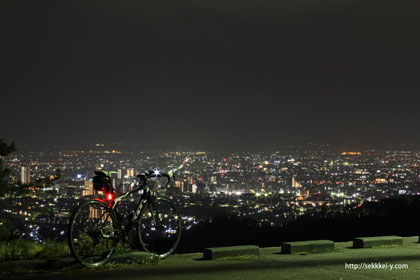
[8,140,420,154]
[3,0,420,149]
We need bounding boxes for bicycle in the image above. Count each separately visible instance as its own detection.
[67,161,188,267]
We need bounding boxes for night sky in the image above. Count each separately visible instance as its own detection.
[3,0,420,150]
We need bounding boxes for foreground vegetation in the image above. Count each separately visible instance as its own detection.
[0,239,70,262]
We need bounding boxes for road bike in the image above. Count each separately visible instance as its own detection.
[68,161,188,267]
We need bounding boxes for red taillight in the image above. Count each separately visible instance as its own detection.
[107,193,113,201]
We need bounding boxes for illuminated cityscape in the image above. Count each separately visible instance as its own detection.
[2,143,420,243]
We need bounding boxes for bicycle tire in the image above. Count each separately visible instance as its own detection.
[137,196,181,258]
[68,200,119,267]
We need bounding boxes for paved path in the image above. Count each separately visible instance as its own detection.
[4,237,420,280]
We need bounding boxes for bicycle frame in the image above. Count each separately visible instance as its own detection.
[94,184,149,227]
[68,161,189,267]
[91,158,190,242]
[103,160,189,220]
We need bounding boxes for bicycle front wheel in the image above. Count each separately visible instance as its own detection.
[138,196,181,258]
[68,200,119,267]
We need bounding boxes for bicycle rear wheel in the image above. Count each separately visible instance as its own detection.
[138,196,181,258]
[68,200,119,267]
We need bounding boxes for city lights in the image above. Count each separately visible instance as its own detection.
[1,145,420,243]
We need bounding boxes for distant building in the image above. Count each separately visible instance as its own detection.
[292,177,302,188]
[127,168,135,178]
[95,163,104,170]
[21,166,30,184]
[375,178,387,184]
[210,176,217,185]
[187,176,194,185]
[117,168,123,179]
[297,189,310,197]
[82,180,95,196]
[90,207,101,219]
[174,180,186,192]
[191,184,197,193]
